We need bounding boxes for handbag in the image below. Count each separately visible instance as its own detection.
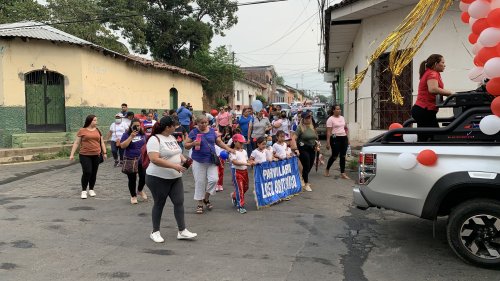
[200,133,220,166]
[97,129,104,164]
[122,156,139,174]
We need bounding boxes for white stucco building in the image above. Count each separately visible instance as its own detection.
[324,0,477,142]
[233,78,265,108]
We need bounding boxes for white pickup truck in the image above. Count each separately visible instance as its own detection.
[353,91,500,268]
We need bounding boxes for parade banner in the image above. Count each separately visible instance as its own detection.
[254,157,302,208]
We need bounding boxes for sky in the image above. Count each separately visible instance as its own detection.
[211,0,341,97]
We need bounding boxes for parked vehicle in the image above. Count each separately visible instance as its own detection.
[301,106,328,137]
[272,102,292,118]
[354,91,500,268]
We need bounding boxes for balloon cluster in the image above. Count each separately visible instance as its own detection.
[462,0,500,94]
[398,150,438,170]
[461,0,500,135]
[388,123,418,142]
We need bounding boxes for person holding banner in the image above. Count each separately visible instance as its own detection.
[229,134,251,214]
[292,112,318,192]
[250,137,268,165]
[185,115,234,214]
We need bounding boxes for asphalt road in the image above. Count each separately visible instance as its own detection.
[0,155,498,280]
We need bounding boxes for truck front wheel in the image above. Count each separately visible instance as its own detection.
[447,199,500,268]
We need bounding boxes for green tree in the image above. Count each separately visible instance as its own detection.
[47,0,129,54]
[275,76,285,85]
[318,95,328,103]
[0,0,49,24]
[183,46,242,99]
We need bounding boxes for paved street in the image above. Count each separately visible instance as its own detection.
[0,154,498,281]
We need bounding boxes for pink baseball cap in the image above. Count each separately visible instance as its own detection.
[232,134,246,143]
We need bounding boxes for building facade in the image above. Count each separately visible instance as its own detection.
[323,0,476,142]
[0,22,206,147]
[241,65,277,103]
[233,78,265,108]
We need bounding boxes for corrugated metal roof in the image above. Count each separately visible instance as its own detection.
[0,21,207,81]
[0,21,93,45]
[331,0,362,11]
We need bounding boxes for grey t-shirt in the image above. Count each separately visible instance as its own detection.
[251,117,270,138]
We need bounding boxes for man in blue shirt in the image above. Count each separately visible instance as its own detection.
[177,102,193,133]
[238,108,254,157]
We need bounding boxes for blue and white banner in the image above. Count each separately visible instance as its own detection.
[254,157,302,208]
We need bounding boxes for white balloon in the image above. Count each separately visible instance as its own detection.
[478,27,500,47]
[479,115,500,135]
[460,2,470,12]
[469,0,492,19]
[484,58,500,79]
[468,67,486,82]
[472,42,483,55]
[469,17,478,28]
[398,153,418,170]
[402,134,418,143]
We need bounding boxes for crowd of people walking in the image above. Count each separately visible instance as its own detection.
[69,101,351,243]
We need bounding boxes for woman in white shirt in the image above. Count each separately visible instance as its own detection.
[105,114,127,167]
[146,116,197,243]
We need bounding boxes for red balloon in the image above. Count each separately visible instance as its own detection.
[461,12,471,23]
[210,109,218,117]
[486,77,500,96]
[461,0,475,3]
[417,150,438,166]
[469,33,479,44]
[492,96,500,116]
[477,46,499,65]
[472,18,490,34]
[487,8,500,28]
[474,55,484,66]
[389,122,403,136]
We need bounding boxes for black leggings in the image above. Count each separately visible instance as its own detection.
[411,105,439,142]
[79,154,99,191]
[298,146,315,184]
[327,136,348,173]
[146,175,185,232]
[126,162,146,197]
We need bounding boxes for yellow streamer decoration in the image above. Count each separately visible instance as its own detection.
[349,0,454,105]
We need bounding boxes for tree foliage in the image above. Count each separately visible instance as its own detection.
[183,46,242,98]
[0,0,49,24]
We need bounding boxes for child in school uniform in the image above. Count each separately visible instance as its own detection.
[229,134,251,214]
[249,137,268,165]
[272,130,288,160]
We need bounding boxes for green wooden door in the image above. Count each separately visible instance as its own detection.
[25,71,66,132]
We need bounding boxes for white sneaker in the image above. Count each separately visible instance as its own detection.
[150,231,164,243]
[81,191,87,199]
[304,184,312,192]
[177,229,197,240]
[88,190,96,197]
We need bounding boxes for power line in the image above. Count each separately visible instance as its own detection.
[237,10,319,54]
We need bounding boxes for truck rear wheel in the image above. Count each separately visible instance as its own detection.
[447,199,500,268]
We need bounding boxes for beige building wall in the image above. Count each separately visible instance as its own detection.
[233,80,262,107]
[0,38,204,110]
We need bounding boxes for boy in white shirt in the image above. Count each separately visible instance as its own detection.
[229,134,250,214]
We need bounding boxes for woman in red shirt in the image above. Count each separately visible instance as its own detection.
[411,54,453,141]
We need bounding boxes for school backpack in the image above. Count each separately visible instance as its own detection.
[141,135,160,169]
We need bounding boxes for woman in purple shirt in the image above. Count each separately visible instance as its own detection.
[185,115,233,214]
[120,119,147,204]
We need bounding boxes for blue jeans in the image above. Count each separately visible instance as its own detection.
[110,141,124,162]
[244,141,253,158]
[182,125,190,134]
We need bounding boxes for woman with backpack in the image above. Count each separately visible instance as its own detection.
[145,116,197,243]
[120,118,148,204]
